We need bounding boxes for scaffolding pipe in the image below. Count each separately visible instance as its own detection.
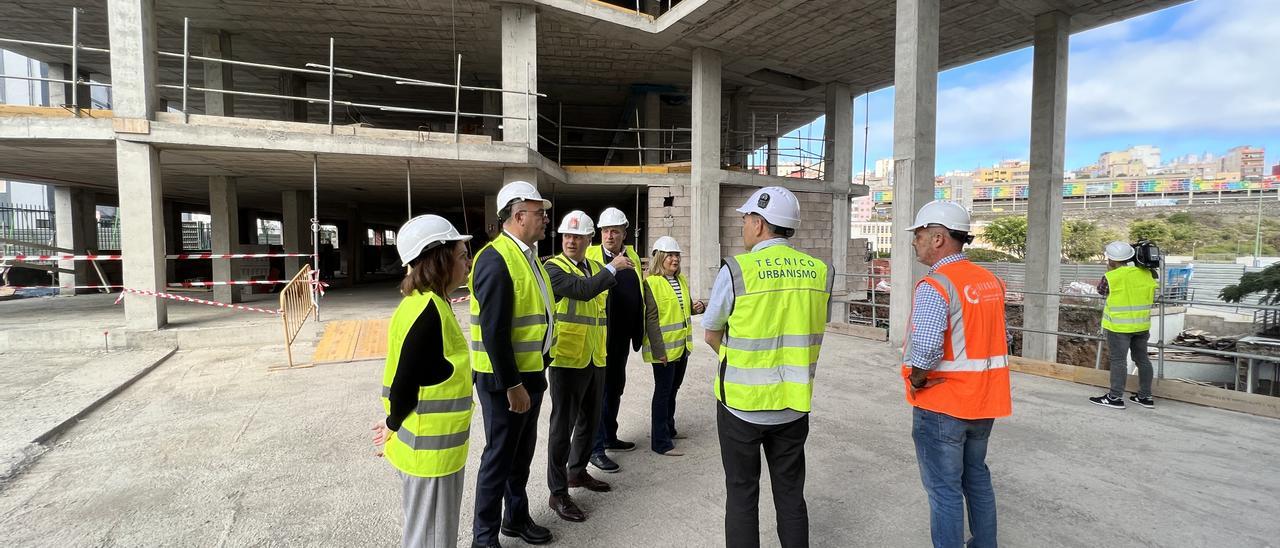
[405,160,412,220]
[557,102,563,165]
[311,154,321,321]
[70,8,79,116]
[181,17,189,122]
[327,38,335,130]
[0,37,107,54]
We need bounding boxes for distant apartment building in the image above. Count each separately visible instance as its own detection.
[1098,149,1147,177]
[851,221,893,253]
[941,171,976,209]
[850,195,876,222]
[873,157,894,178]
[1127,145,1161,169]
[977,160,1029,184]
[1272,163,1280,177]
[1220,146,1265,179]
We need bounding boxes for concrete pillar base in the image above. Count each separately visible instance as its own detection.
[117,141,167,330]
[209,176,241,304]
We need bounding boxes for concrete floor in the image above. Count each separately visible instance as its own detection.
[1,291,1279,547]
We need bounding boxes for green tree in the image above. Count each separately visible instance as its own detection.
[1221,263,1280,305]
[966,248,1020,263]
[1062,220,1117,262]
[1129,219,1170,243]
[981,216,1027,259]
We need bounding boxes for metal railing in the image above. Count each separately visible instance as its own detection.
[538,105,693,166]
[276,264,317,370]
[0,8,113,116]
[155,17,544,140]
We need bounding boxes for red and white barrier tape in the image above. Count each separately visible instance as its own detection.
[168,280,290,287]
[4,284,123,289]
[166,253,314,260]
[114,287,280,314]
[1,253,123,261]
[449,296,470,303]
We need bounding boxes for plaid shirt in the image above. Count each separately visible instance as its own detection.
[907,253,968,371]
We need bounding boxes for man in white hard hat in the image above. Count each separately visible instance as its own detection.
[900,199,1010,548]
[1089,240,1157,410]
[468,180,556,547]
[584,207,662,473]
[542,210,634,522]
[702,186,832,548]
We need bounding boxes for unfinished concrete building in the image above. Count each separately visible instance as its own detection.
[1,0,1181,361]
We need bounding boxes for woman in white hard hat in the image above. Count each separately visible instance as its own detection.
[372,214,474,548]
[641,236,705,456]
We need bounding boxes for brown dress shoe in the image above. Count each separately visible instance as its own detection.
[549,494,586,522]
[568,471,612,492]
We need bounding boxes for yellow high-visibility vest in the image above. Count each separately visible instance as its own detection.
[547,254,608,368]
[642,274,693,363]
[1102,266,1156,333]
[468,234,551,373]
[381,290,473,477]
[586,244,646,325]
[715,244,831,412]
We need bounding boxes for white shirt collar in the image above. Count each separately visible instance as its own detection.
[751,237,789,252]
[504,229,534,254]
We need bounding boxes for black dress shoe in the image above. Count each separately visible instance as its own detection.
[549,493,587,522]
[568,471,612,493]
[589,453,621,473]
[471,541,501,548]
[500,518,553,545]
[605,439,637,452]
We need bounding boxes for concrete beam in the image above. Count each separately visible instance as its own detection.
[690,47,721,299]
[209,176,241,303]
[106,0,158,119]
[824,83,854,321]
[1023,12,1070,362]
[202,31,235,117]
[54,186,89,295]
[282,190,311,276]
[644,91,661,165]
[887,0,940,346]
[501,4,538,148]
[117,141,167,329]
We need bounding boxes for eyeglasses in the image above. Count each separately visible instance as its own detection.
[516,208,548,218]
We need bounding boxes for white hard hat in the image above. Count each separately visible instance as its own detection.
[496,180,551,213]
[1104,241,1135,262]
[397,214,472,266]
[557,210,595,236]
[904,200,971,233]
[736,186,800,229]
[652,236,682,254]
[597,207,629,228]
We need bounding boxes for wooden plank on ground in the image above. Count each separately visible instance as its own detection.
[1009,356,1280,419]
[352,319,389,361]
[312,320,360,364]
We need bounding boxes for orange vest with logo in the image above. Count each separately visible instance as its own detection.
[901,259,1012,420]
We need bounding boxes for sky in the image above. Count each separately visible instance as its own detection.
[773,0,1280,177]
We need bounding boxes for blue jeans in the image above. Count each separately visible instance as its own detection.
[911,407,997,548]
[650,355,688,453]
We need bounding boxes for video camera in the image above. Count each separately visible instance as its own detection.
[1131,240,1162,269]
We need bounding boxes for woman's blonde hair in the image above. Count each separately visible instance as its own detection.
[649,250,680,277]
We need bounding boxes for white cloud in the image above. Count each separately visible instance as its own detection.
[900,0,1280,164]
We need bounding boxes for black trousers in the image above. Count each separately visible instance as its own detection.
[593,333,632,454]
[473,385,545,545]
[547,366,606,495]
[717,404,810,548]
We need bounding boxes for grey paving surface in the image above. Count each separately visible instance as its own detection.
[0,348,175,481]
[1,312,1278,547]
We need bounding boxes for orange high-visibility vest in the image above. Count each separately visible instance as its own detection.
[900,259,1012,420]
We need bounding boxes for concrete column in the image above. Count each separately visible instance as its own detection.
[482,91,502,140]
[887,0,939,346]
[278,72,307,122]
[77,191,98,253]
[728,90,751,167]
[690,47,721,299]
[209,176,241,303]
[1023,12,1070,362]
[344,208,363,286]
[202,31,234,116]
[46,63,72,107]
[54,186,89,295]
[501,4,538,148]
[281,190,312,275]
[767,137,779,176]
[644,91,662,165]
[109,0,166,329]
[162,199,180,281]
[824,83,854,321]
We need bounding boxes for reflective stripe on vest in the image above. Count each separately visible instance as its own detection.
[547,254,608,368]
[900,259,1012,420]
[714,245,830,413]
[642,274,694,363]
[468,234,552,373]
[380,291,474,478]
[1102,266,1156,333]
